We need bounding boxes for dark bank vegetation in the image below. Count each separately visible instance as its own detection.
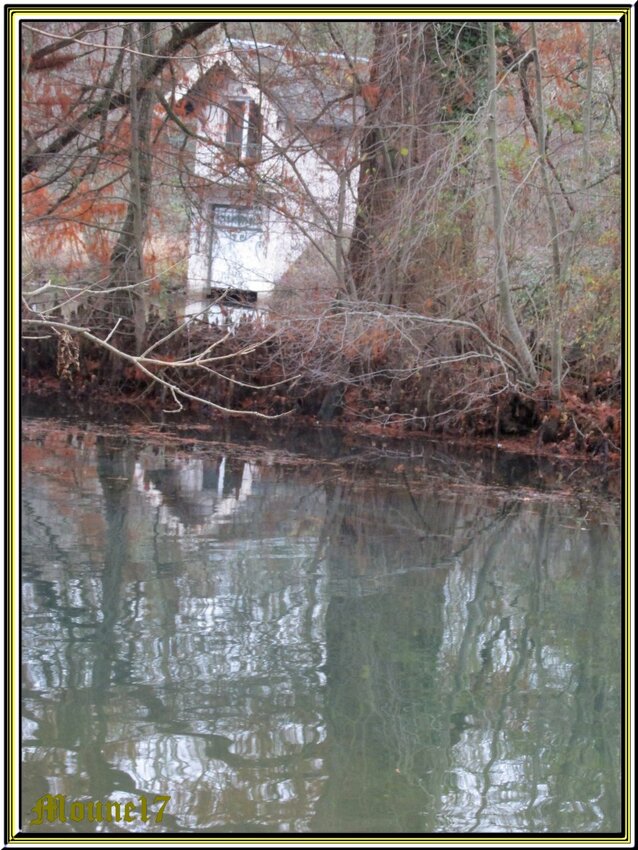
[22,294,621,463]
[19,19,623,463]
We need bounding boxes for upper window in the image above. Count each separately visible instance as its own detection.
[225,99,262,161]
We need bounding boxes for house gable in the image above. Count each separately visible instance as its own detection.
[184,40,364,320]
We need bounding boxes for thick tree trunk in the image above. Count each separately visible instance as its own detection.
[347,22,439,307]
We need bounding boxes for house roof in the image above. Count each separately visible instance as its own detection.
[183,39,364,129]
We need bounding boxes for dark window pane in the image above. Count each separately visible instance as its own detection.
[225,100,245,156]
[246,101,262,160]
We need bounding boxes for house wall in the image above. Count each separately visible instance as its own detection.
[185,60,359,321]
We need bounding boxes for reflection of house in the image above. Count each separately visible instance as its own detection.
[134,455,256,531]
[184,40,363,319]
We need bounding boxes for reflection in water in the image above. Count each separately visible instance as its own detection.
[21,421,622,834]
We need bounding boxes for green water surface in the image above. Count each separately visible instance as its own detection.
[21,419,622,835]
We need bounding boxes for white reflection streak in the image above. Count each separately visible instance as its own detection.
[118,734,209,786]
[214,462,255,518]
[133,460,258,532]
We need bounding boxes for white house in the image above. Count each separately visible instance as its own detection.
[183,40,363,320]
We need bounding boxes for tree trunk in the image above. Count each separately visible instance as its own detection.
[347,22,439,307]
[486,23,538,386]
[107,23,155,371]
[530,24,563,400]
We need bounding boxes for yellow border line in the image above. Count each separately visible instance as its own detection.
[8,6,21,847]
[5,6,633,18]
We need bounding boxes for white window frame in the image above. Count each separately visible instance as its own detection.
[225,98,261,160]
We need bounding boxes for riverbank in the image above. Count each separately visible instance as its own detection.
[21,312,622,468]
[22,367,621,469]
[21,389,622,512]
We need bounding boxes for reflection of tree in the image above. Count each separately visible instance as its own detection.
[315,587,447,832]
[437,500,622,833]
[22,435,153,830]
[536,515,622,832]
[312,479,621,833]
[94,436,135,682]
[77,437,147,804]
[313,482,501,832]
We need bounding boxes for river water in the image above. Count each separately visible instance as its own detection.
[21,416,623,835]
